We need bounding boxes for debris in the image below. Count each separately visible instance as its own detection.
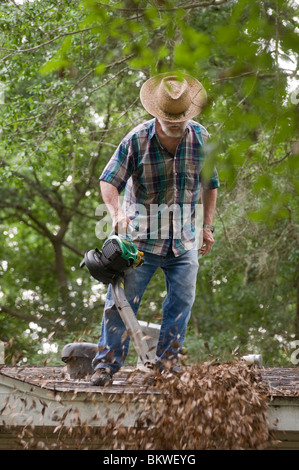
[101,361,270,450]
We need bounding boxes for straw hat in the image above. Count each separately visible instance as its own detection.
[140,72,207,122]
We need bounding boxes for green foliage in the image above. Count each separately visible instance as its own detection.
[0,0,298,367]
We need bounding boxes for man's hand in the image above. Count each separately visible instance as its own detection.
[200,228,214,256]
[100,181,130,235]
[112,212,130,235]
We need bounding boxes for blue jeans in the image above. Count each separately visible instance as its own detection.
[92,246,199,374]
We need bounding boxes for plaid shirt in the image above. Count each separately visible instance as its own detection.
[100,118,219,256]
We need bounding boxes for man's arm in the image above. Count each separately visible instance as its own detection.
[200,188,217,256]
[100,180,130,234]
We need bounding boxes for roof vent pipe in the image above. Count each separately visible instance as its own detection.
[0,341,5,365]
[242,354,263,368]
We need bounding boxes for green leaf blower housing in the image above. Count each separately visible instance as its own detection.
[80,235,144,285]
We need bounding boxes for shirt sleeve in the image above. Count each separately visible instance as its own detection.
[99,139,134,193]
[202,168,220,190]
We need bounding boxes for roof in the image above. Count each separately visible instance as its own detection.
[262,367,299,398]
[1,364,299,449]
[0,365,155,395]
[1,364,299,432]
[0,365,158,431]
[1,365,299,397]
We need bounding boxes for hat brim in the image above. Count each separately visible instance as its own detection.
[140,72,207,122]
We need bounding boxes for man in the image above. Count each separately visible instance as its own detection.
[91,72,219,386]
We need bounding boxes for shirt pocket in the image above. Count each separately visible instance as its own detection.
[185,164,199,190]
[184,164,200,203]
[138,160,164,192]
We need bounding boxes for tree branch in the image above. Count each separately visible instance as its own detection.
[157,0,231,12]
[0,27,92,62]
[0,305,39,323]
[17,207,55,240]
[97,0,230,13]
[12,169,65,217]
[62,240,84,257]
[213,71,276,83]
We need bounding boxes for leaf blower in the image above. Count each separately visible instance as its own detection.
[80,234,154,370]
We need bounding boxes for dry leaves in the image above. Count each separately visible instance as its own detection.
[101,361,270,450]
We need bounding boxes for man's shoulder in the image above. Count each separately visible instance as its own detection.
[123,119,155,143]
[188,120,210,143]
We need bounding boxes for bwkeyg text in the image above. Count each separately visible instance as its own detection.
[103,453,196,466]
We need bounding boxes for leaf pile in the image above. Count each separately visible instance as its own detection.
[102,361,270,450]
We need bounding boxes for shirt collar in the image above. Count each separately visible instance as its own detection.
[148,119,157,140]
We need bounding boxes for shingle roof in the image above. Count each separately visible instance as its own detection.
[1,364,299,397]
